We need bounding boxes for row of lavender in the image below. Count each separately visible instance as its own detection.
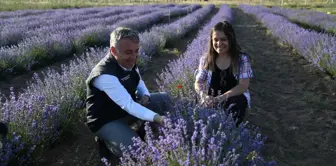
[0,7,157,47]
[0,4,175,20]
[0,5,199,79]
[0,4,181,47]
[0,7,135,46]
[0,5,133,19]
[0,5,212,165]
[138,4,215,71]
[268,6,336,34]
[239,4,336,78]
[116,4,277,166]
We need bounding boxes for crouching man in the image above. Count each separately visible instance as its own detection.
[85,27,172,162]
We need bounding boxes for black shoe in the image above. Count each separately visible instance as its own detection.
[0,122,8,139]
[95,137,115,164]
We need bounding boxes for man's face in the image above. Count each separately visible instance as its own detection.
[111,38,139,69]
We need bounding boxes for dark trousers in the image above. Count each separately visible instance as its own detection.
[223,94,248,127]
[95,92,172,165]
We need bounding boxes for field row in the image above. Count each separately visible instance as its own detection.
[0,4,200,79]
[0,4,176,19]
[0,4,182,47]
[255,5,336,34]
[239,4,336,78]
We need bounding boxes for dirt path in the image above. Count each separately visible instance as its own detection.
[33,8,218,166]
[232,8,336,166]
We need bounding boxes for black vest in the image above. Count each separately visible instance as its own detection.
[85,53,140,133]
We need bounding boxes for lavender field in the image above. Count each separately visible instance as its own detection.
[0,2,336,166]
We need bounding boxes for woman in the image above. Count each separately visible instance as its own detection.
[194,21,254,126]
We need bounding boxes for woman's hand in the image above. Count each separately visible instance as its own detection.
[214,92,231,104]
[199,92,216,107]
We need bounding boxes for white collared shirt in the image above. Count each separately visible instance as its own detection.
[92,63,157,122]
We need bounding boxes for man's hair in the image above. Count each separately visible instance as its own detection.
[110,27,140,50]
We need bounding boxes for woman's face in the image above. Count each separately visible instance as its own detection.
[212,30,229,56]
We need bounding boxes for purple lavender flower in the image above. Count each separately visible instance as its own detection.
[118,100,274,166]
[269,6,336,34]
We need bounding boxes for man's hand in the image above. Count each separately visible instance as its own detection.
[153,114,165,126]
[139,95,150,106]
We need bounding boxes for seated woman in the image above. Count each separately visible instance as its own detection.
[194,20,254,127]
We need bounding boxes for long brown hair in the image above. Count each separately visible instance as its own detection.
[203,21,251,76]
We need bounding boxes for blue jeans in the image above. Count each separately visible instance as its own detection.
[94,92,172,158]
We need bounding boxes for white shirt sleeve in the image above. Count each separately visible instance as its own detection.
[135,67,150,97]
[92,74,157,122]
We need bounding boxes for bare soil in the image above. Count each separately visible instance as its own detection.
[232,8,336,166]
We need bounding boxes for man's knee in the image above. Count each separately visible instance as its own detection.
[95,120,140,157]
[150,92,170,101]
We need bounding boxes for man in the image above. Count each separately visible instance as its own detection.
[85,27,172,161]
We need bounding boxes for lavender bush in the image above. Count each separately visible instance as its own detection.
[116,100,277,166]
[239,4,336,78]
[0,88,63,165]
[0,131,36,165]
[269,6,336,34]
[0,5,195,78]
